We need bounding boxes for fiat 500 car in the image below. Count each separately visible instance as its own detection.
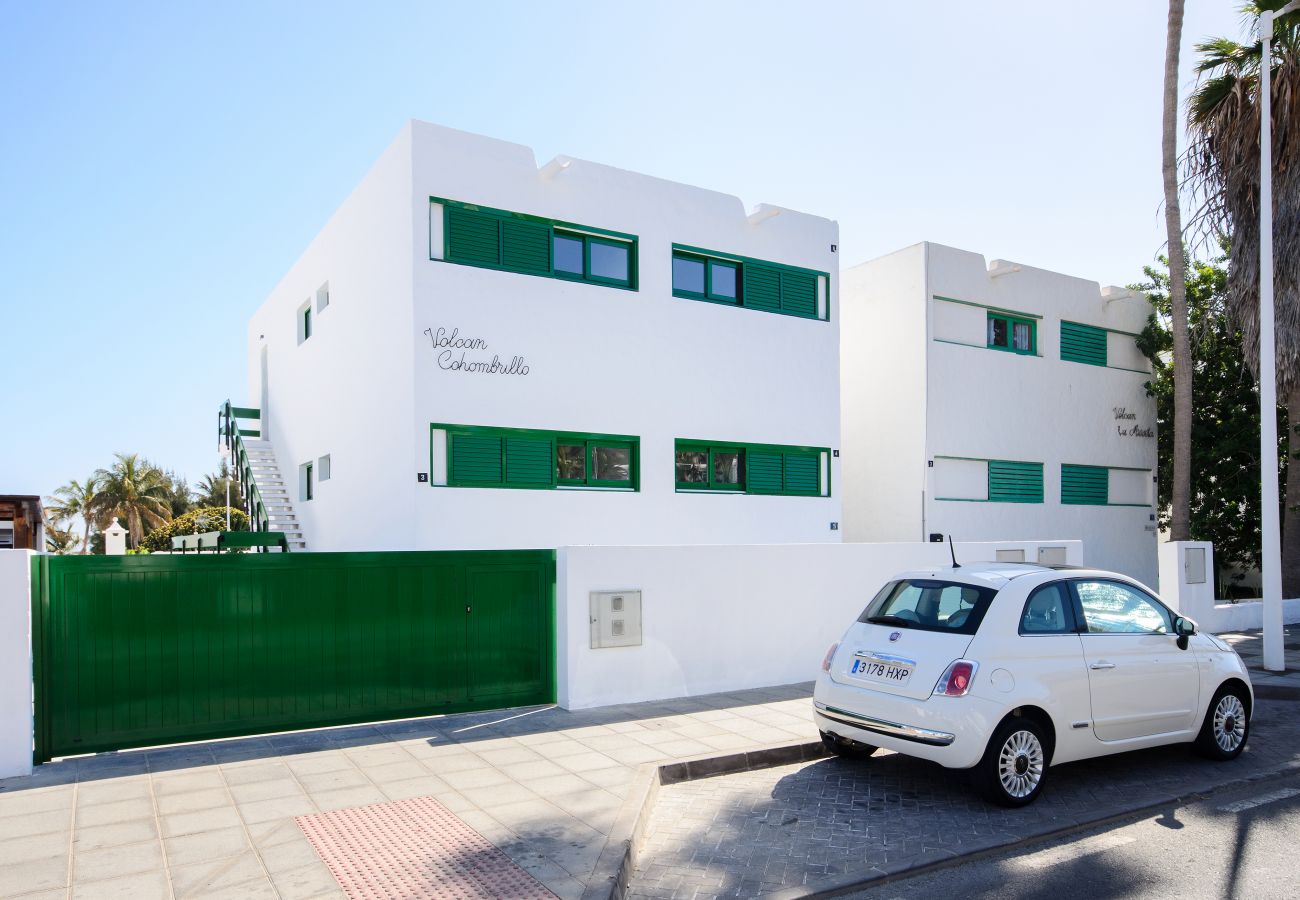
[813,563,1253,806]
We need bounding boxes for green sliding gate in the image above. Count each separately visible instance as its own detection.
[31,550,555,763]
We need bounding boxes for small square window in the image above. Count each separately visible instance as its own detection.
[557,443,586,481]
[675,450,708,485]
[554,235,584,275]
[588,240,630,283]
[318,454,331,481]
[592,445,632,483]
[673,256,706,295]
[713,450,743,487]
[988,317,1007,348]
[709,261,738,301]
[297,302,312,344]
[300,462,313,501]
[316,282,330,312]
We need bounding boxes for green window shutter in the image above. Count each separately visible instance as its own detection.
[743,265,782,311]
[780,271,818,318]
[504,437,554,486]
[1062,464,1108,505]
[501,219,551,275]
[988,460,1043,503]
[1061,321,1107,366]
[451,434,503,484]
[747,452,784,493]
[447,208,501,266]
[782,453,820,494]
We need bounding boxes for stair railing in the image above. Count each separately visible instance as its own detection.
[218,400,271,537]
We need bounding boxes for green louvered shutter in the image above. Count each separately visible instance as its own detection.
[747,452,784,493]
[504,437,554,487]
[1062,464,1108,505]
[743,265,782,311]
[783,453,820,495]
[501,219,551,275]
[780,271,818,318]
[1061,321,1107,366]
[451,434,503,484]
[446,208,501,266]
[988,460,1043,503]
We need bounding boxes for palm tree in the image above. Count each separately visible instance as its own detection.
[194,459,236,509]
[44,522,80,554]
[45,475,101,554]
[94,453,173,548]
[1163,0,1193,542]
[1186,1,1300,595]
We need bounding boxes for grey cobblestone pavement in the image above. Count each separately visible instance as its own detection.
[629,697,1300,899]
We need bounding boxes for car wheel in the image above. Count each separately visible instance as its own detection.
[820,730,877,760]
[973,717,1048,807]
[1194,684,1250,761]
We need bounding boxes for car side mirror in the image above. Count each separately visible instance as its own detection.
[1173,616,1195,650]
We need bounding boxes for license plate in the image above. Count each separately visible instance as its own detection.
[849,656,913,685]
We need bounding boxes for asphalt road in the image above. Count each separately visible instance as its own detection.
[848,769,1300,900]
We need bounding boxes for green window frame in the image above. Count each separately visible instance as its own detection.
[1061,464,1108,505]
[988,459,1044,503]
[987,312,1036,355]
[434,424,639,491]
[433,197,638,290]
[671,244,828,321]
[674,440,829,496]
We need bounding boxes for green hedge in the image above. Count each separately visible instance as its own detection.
[141,506,250,552]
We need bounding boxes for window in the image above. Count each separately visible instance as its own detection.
[297,301,312,344]
[1075,580,1171,635]
[675,440,829,496]
[433,198,637,290]
[988,459,1043,503]
[986,312,1036,354]
[857,579,996,636]
[1060,321,1106,366]
[1061,464,1108,505]
[318,454,331,481]
[1019,583,1076,635]
[299,462,313,501]
[435,424,639,491]
[316,282,330,313]
[671,245,828,320]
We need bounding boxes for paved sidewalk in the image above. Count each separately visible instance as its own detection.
[1218,624,1300,693]
[0,684,818,899]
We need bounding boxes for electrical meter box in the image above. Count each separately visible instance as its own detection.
[590,590,642,649]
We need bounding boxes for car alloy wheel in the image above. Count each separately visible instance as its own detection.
[997,729,1044,800]
[1212,693,1247,753]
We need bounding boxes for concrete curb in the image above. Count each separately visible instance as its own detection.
[581,740,830,900]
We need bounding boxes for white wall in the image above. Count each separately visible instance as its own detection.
[405,121,842,549]
[556,540,1082,709]
[247,125,418,550]
[839,244,929,542]
[0,551,33,778]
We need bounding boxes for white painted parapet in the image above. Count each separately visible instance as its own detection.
[104,518,127,556]
[0,550,34,778]
[556,540,1082,709]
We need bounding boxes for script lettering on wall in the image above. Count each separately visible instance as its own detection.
[1112,406,1154,439]
[423,327,530,376]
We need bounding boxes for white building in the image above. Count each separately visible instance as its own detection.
[840,242,1159,586]
[245,121,841,551]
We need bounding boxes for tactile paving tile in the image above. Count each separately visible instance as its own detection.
[296,796,556,899]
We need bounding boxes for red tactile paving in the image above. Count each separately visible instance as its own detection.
[296,796,556,900]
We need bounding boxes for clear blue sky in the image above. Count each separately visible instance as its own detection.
[1,1,1242,507]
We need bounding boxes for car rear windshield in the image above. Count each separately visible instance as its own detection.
[856,579,998,636]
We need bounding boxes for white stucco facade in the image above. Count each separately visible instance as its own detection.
[841,242,1159,587]
[247,121,841,551]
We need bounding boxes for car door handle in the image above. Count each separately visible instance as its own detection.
[1089,662,1116,670]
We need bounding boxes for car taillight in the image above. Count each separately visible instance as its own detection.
[934,660,978,697]
[821,642,839,673]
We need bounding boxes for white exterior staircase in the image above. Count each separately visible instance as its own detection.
[239,439,307,551]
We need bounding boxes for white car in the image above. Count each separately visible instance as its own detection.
[813,562,1253,806]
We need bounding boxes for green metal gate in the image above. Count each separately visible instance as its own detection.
[31,550,555,763]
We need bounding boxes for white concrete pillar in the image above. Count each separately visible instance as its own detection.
[104,517,127,556]
[0,550,34,778]
[1158,541,1217,628]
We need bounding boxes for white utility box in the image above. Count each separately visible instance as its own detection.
[590,590,643,649]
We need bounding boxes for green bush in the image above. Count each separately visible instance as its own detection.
[141,506,250,552]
